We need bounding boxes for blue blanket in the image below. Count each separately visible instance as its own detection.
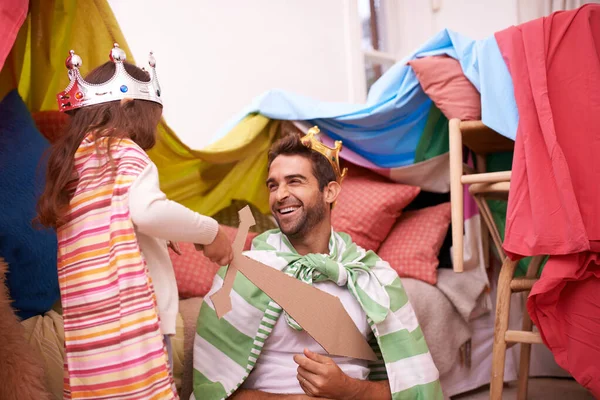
[0,90,59,319]
[210,29,518,168]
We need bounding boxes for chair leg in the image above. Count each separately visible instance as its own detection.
[449,118,464,272]
[475,154,491,270]
[491,258,519,400]
[517,310,533,400]
[516,255,545,400]
[473,196,505,264]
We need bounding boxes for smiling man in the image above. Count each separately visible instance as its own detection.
[192,129,443,400]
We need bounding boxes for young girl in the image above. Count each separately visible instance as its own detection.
[37,45,232,399]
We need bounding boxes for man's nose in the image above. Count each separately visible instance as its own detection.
[275,185,289,202]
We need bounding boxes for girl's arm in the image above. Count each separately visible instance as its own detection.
[129,162,219,244]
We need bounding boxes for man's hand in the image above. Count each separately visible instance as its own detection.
[294,349,391,400]
[294,349,354,399]
[199,226,234,266]
[167,241,181,255]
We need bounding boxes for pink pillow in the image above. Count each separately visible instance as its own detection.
[378,203,451,285]
[408,55,481,121]
[31,111,69,144]
[169,225,258,298]
[332,166,420,251]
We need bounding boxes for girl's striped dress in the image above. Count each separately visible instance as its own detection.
[57,135,177,399]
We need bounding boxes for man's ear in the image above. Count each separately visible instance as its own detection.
[324,181,341,206]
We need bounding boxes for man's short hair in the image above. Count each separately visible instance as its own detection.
[267,133,337,191]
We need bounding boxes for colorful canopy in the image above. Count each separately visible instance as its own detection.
[0,0,521,281]
[0,0,519,217]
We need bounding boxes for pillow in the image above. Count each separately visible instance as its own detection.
[378,203,452,285]
[31,111,69,144]
[408,55,481,121]
[0,90,60,319]
[403,190,453,269]
[332,165,420,251]
[170,225,258,298]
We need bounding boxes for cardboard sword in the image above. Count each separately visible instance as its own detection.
[207,206,377,362]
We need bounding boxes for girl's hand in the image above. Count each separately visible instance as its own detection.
[167,241,182,255]
[199,226,234,266]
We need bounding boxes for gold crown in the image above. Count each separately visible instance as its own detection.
[300,126,348,184]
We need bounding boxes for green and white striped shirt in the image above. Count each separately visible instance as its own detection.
[192,229,443,400]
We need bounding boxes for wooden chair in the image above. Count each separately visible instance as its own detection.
[449,119,514,273]
[448,119,544,400]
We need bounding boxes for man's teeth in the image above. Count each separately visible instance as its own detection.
[280,207,299,214]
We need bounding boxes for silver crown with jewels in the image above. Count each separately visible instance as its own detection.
[57,43,162,112]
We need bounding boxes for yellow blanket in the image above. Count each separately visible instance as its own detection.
[1,0,278,217]
[150,115,278,215]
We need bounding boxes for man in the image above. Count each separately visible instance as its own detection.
[192,130,442,400]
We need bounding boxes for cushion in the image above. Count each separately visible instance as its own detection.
[0,90,60,319]
[332,165,420,251]
[378,203,452,285]
[170,225,258,298]
[408,55,481,121]
[404,190,453,269]
[20,309,65,399]
[31,111,69,144]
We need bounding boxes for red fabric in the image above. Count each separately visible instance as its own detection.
[31,111,70,143]
[332,165,420,251]
[496,4,600,396]
[378,203,451,285]
[527,253,600,395]
[170,225,257,298]
[0,0,28,71]
[408,55,481,120]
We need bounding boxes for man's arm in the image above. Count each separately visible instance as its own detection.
[229,389,324,400]
[343,379,391,400]
[294,349,392,400]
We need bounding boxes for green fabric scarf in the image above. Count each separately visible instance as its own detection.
[193,229,444,400]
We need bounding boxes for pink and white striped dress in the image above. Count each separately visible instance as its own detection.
[57,134,177,399]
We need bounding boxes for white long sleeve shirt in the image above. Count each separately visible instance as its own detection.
[129,162,219,334]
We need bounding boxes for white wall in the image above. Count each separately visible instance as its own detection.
[516,0,600,24]
[385,0,519,60]
[385,0,600,60]
[108,0,364,150]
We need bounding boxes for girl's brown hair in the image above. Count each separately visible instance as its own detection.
[36,61,163,229]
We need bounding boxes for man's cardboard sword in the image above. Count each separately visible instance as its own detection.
[205,206,377,361]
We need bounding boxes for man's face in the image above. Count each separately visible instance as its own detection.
[267,155,327,238]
